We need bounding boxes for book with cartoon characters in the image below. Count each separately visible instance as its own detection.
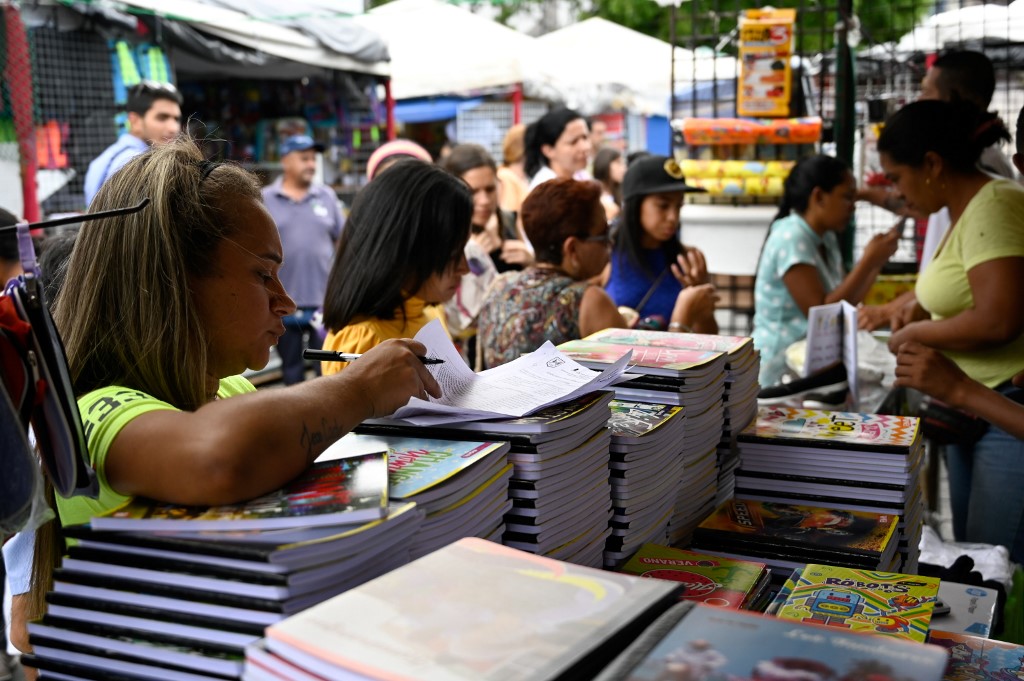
[592,602,949,681]
[740,407,922,454]
[927,631,1024,681]
[773,564,940,642]
[692,499,900,567]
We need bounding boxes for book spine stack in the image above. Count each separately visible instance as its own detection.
[713,347,761,509]
[22,508,424,680]
[733,409,926,573]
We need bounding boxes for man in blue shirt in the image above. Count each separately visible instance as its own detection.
[84,81,183,206]
[262,135,345,384]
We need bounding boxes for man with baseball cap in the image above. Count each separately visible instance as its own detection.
[262,134,345,384]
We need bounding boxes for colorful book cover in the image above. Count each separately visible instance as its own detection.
[612,603,948,681]
[556,339,724,377]
[927,631,1024,680]
[333,433,508,499]
[583,327,752,357]
[740,407,921,452]
[608,401,683,440]
[695,499,899,557]
[92,452,388,531]
[620,545,765,609]
[774,564,940,642]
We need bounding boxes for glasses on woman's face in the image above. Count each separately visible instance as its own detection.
[580,232,611,244]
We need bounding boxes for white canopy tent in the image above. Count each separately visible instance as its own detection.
[534,18,737,116]
[86,0,390,75]
[351,0,566,101]
[892,2,1024,53]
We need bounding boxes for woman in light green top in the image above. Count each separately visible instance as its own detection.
[879,99,1024,558]
[13,139,440,658]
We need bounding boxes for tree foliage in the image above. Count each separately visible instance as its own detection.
[378,0,932,55]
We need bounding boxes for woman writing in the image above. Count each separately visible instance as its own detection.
[320,160,472,374]
[751,154,900,387]
[880,99,1024,557]
[604,155,718,334]
[12,140,438,661]
[524,108,591,192]
[477,178,717,369]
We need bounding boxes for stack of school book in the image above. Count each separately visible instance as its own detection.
[767,564,941,643]
[927,630,1023,679]
[559,329,759,494]
[247,538,686,681]
[733,407,926,572]
[327,432,513,559]
[557,332,731,546]
[592,602,949,681]
[22,451,423,681]
[619,544,770,610]
[690,498,902,577]
[602,400,686,568]
[359,391,616,568]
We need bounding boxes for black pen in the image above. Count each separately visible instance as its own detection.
[303,349,445,365]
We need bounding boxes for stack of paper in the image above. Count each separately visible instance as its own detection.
[363,391,616,568]
[557,331,735,545]
[250,538,685,681]
[561,329,759,511]
[327,433,513,559]
[733,406,925,572]
[22,452,423,680]
[602,400,686,568]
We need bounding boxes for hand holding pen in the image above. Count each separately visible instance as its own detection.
[318,339,441,417]
[304,349,445,365]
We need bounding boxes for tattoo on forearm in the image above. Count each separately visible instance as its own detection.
[300,417,345,460]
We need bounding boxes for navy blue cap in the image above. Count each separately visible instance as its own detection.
[279,134,324,157]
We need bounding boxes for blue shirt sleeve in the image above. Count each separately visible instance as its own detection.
[2,526,35,595]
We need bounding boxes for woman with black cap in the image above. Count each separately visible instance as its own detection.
[605,155,718,334]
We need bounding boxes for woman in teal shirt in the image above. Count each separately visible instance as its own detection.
[752,155,899,387]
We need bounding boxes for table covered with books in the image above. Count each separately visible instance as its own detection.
[18,323,1017,681]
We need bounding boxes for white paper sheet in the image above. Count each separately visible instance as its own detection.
[804,300,859,407]
[389,320,631,425]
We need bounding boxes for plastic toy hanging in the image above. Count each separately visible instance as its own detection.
[0,199,149,537]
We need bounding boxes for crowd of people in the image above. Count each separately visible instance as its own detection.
[3,49,1024,677]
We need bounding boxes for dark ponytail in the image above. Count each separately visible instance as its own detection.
[877,99,1010,174]
[773,154,850,224]
[524,107,585,179]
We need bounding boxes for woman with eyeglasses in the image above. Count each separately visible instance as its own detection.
[604,155,719,335]
[10,139,439,665]
[476,178,708,369]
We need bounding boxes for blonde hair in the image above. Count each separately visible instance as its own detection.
[54,138,260,412]
[502,124,526,166]
[28,139,261,622]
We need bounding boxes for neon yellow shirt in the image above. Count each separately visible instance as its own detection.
[56,376,256,527]
[916,179,1024,388]
[321,297,448,375]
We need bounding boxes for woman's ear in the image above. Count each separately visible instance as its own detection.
[923,151,945,182]
[562,237,580,277]
[541,143,555,163]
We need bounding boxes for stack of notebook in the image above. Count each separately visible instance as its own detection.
[23,452,424,680]
[733,407,926,572]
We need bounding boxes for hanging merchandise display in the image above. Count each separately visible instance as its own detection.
[737,8,797,117]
